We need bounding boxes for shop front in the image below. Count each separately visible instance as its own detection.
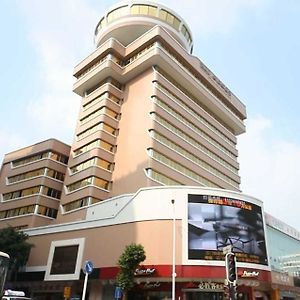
[99,264,271,300]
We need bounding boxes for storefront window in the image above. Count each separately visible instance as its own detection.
[50,245,79,275]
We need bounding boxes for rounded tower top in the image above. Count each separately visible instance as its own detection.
[94,0,193,53]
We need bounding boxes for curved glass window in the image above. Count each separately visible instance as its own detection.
[181,24,192,45]
[131,5,158,17]
[107,6,127,24]
[159,9,180,31]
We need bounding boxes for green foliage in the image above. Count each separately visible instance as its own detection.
[0,227,33,272]
[116,243,146,292]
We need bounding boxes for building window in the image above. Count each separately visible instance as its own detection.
[50,245,79,275]
[12,152,49,167]
[107,6,127,24]
[70,157,113,174]
[2,186,41,201]
[155,81,236,147]
[130,5,157,17]
[77,122,117,140]
[0,205,35,219]
[37,205,58,218]
[148,149,220,188]
[63,197,90,212]
[45,238,85,281]
[66,176,110,193]
[49,152,69,164]
[46,169,65,181]
[12,151,68,167]
[152,113,237,173]
[73,139,115,156]
[42,187,61,199]
[7,168,45,184]
[150,130,239,188]
[146,169,180,186]
[80,106,119,124]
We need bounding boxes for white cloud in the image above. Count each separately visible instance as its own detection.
[16,0,109,143]
[238,116,300,230]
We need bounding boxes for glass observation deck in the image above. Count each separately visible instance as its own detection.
[94,1,193,53]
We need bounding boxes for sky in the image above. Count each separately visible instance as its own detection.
[1,0,300,229]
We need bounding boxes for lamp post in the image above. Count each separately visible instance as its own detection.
[171,199,176,300]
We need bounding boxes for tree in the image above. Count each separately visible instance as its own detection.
[0,227,33,280]
[116,243,146,297]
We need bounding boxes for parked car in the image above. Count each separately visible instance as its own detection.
[2,290,32,300]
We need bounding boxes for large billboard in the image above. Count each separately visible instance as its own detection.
[188,194,268,265]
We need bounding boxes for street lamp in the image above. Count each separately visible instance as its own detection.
[171,199,176,300]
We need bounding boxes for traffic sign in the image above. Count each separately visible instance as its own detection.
[114,287,122,299]
[83,260,94,275]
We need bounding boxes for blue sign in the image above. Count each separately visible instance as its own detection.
[84,260,93,274]
[114,287,122,299]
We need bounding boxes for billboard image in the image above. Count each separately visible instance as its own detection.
[188,194,268,265]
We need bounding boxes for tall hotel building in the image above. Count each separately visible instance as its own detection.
[0,1,247,227]
[3,2,300,300]
[59,0,246,222]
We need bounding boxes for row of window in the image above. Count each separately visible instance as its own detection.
[0,205,35,219]
[155,67,234,132]
[73,139,115,157]
[70,157,113,174]
[83,92,122,111]
[77,55,108,79]
[0,204,58,219]
[85,77,123,96]
[117,43,155,67]
[80,106,119,125]
[150,130,239,188]
[67,176,110,193]
[152,113,237,173]
[181,24,192,46]
[154,97,236,159]
[63,197,101,212]
[149,149,219,188]
[38,205,58,218]
[146,168,180,186]
[155,81,236,147]
[3,185,61,201]
[77,122,117,140]
[155,45,242,121]
[95,4,192,46]
[8,168,65,184]
[12,151,68,168]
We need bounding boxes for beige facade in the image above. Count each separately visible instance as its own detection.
[1,1,246,228]
[0,139,70,229]
[59,0,246,222]
[2,2,300,300]
[22,186,272,300]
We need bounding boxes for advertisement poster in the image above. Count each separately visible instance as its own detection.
[188,194,268,265]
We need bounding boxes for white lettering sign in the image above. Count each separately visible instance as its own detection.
[198,282,224,290]
[143,282,160,289]
[134,268,156,276]
[240,270,259,278]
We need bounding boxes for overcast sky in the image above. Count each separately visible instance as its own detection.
[1,0,300,230]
